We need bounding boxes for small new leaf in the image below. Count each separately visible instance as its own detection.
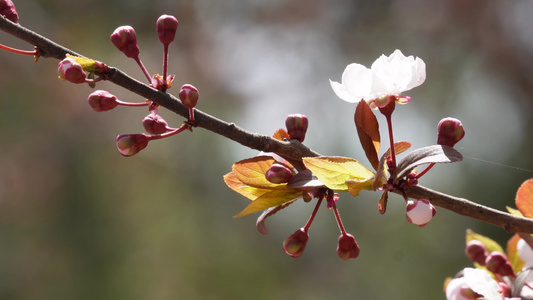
[355,99,380,170]
[303,156,374,191]
[395,145,463,180]
[515,179,533,219]
[234,191,300,218]
[374,141,412,190]
[223,172,271,200]
[232,156,293,190]
[273,128,290,141]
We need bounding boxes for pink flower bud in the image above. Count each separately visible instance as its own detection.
[285,114,308,143]
[265,163,293,184]
[156,14,179,45]
[87,90,119,112]
[116,134,149,157]
[465,240,489,266]
[282,228,309,258]
[437,117,465,147]
[142,113,168,135]
[179,84,199,109]
[58,57,86,84]
[110,26,140,58]
[0,0,18,23]
[337,233,360,260]
[485,251,515,277]
[405,199,436,227]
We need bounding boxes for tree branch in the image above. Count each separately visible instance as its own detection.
[2,16,532,233]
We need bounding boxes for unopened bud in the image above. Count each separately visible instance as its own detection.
[142,113,168,135]
[465,240,489,266]
[179,84,199,108]
[485,252,515,277]
[58,57,86,84]
[285,114,308,143]
[405,199,436,227]
[337,233,360,260]
[110,26,140,58]
[0,0,18,23]
[116,133,149,157]
[156,14,179,45]
[87,90,118,112]
[282,228,309,258]
[265,163,293,184]
[437,117,465,147]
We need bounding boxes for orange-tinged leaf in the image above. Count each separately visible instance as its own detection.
[355,100,380,170]
[223,172,272,200]
[373,141,412,190]
[507,233,525,274]
[303,156,374,191]
[516,179,533,218]
[466,229,504,254]
[273,128,290,141]
[234,190,301,218]
[232,156,291,190]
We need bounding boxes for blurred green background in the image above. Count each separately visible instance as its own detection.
[1,0,532,299]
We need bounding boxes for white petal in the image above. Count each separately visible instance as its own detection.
[329,80,358,103]
[341,63,374,100]
[463,268,503,300]
[518,239,533,269]
[404,57,426,91]
[445,277,472,300]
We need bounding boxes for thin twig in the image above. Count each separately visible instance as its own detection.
[2,16,533,233]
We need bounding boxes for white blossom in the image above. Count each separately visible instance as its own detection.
[330,49,426,103]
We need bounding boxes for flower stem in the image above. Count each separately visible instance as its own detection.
[415,163,436,179]
[133,56,152,83]
[385,114,397,168]
[331,202,347,236]
[0,43,37,56]
[161,44,169,92]
[116,99,151,107]
[303,196,323,231]
[147,123,189,141]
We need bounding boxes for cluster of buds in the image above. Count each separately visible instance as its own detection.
[282,188,359,261]
[446,240,520,299]
[56,14,199,157]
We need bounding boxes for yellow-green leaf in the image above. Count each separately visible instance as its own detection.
[466,229,504,254]
[303,156,374,191]
[223,172,271,200]
[232,156,292,190]
[234,190,301,218]
[346,177,374,197]
[506,206,524,217]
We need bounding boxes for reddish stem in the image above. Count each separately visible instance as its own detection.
[331,202,347,236]
[133,56,152,83]
[385,114,397,168]
[162,44,169,92]
[148,123,189,141]
[415,163,436,179]
[116,99,151,107]
[0,43,37,55]
[303,196,323,232]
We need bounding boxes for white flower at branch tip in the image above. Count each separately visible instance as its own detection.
[446,268,504,300]
[329,49,426,103]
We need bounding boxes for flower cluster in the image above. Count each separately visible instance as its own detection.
[225,49,466,260]
[445,180,533,299]
[55,14,199,157]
